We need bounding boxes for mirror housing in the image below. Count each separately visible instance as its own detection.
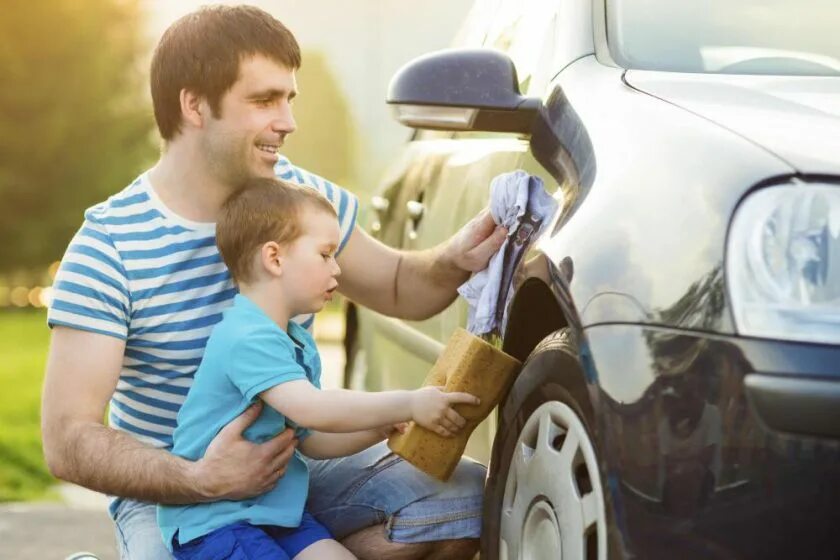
[386,49,541,134]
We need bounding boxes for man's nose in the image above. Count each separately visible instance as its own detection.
[271,104,296,134]
[332,261,341,277]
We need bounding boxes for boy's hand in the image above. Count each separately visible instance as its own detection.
[192,402,297,501]
[409,386,480,437]
[376,422,409,439]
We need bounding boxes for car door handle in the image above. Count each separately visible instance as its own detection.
[406,200,425,240]
[406,200,424,220]
[372,196,390,212]
[370,196,390,234]
[744,374,840,438]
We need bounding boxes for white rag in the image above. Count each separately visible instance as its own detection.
[457,170,559,337]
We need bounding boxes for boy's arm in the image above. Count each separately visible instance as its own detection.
[299,430,387,459]
[260,380,479,436]
[41,326,297,504]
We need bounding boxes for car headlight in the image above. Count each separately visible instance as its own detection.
[727,181,840,344]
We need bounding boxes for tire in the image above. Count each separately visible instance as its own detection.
[481,329,609,560]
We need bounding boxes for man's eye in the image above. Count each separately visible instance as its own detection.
[255,98,273,107]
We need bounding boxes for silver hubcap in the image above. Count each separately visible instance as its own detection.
[499,402,607,560]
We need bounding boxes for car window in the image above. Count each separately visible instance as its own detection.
[483,0,558,96]
[450,0,559,142]
[451,0,499,47]
[608,0,840,76]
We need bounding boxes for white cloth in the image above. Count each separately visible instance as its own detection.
[458,170,559,336]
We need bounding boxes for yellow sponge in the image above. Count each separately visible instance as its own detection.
[387,328,521,481]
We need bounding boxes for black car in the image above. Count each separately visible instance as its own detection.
[346,0,840,558]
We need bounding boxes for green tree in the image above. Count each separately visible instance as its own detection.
[0,0,156,273]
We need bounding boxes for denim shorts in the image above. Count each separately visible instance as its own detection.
[113,442,486,559]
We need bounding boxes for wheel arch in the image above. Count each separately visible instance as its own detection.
[501,274,593,424]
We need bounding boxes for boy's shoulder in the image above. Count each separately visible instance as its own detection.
[210,299,297,356]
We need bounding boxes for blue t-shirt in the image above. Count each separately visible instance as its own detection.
[157,293,321,549]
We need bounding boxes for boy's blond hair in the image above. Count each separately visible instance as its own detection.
[218,178,337,284]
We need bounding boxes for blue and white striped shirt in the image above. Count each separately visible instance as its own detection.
[47,157,358,450]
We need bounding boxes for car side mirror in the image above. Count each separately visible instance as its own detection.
[386,48,541,134]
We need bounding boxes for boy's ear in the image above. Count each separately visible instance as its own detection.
[261,241,285,277]
[179,88,205,129]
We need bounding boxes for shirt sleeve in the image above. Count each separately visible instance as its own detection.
[227,329,310,403]
[294,425,312,442]
[275,156,358,254]
[47,215,130,340]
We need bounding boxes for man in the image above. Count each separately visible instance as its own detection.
[41,5,506,560]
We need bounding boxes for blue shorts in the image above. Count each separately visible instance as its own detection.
[171,513,332,560]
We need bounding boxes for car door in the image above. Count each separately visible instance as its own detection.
[355,0,578,464]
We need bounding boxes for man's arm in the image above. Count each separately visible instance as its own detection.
[41,326,296,504]
[337,209,506,320]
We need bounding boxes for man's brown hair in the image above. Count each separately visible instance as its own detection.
[150,5,301,140]
[218,178,337,284]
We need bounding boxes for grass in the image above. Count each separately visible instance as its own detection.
[0,309,57,502]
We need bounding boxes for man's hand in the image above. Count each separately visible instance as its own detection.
[409,387,481,437]
[336,208,506,321]
[442,208,508,273]
[191,402,297,501]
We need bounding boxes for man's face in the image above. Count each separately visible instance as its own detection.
[200,55,298,185]
[281,207,341,315]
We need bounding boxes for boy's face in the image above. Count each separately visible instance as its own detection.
[200,54,298,186]
[280,207,341,315]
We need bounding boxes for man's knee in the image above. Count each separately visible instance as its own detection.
[437,458,487,501]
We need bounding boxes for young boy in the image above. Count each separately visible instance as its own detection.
[157,178,481,560]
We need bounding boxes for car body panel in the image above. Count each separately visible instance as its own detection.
[586,323,840,558]
[625,71,840,175]
[534,56,792,331]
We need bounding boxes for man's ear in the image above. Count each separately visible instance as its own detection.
[179,88,205,129]
[261,241,285,277]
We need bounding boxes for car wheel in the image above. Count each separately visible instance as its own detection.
[482,329,608,560]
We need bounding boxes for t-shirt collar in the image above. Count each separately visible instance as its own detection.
[232,294,314,351]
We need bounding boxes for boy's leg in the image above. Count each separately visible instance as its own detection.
[268,512,346,560]
[304,442,485,558]
[290,540,356,560]
[112,499,173,560]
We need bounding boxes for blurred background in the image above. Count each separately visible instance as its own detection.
[0,0,472,553]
